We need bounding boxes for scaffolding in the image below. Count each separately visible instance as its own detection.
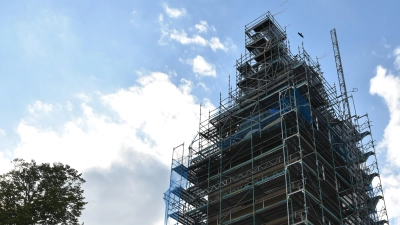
[163,11,389,225]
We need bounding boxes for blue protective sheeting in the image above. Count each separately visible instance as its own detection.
[294,88,312,124]
[220,109,280,149]
[280,88,312,124]
[219,88,313,150]
[164,160,191,225]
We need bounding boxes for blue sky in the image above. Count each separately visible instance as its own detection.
[1,1,400,224]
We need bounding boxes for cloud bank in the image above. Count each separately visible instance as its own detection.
[369,47,400,223]
[0,72,215,224]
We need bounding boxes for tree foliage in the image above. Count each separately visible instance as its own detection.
[0,159,87,225]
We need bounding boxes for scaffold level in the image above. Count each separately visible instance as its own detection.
[164,11,389,225]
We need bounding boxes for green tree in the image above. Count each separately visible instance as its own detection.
[0,159,87,225]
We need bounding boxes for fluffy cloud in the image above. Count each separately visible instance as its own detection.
[378,173,400,223]
[209,37,228,52]
[0,152,13,175]
[197,82,210,91]
[370,66,400,168]
[82,151,169,225]
[394,47,400,70]
[75,93,91,102]
[169,32,235,52]
[158,13,235,52]
[370,59,400,223]
[194,21,208,33]
[66,101,73,111]
[170,29,208,46]
[158,13,163,23]
[158,14,169,45]
[0,71,215,224]
[163,5,186,18]
[10,72,214,172]
[192,55,216,77]
[28,100,53,114]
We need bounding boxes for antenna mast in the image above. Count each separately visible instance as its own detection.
[331,28,351,119]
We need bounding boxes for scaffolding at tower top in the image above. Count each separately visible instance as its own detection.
[163,11,389,225]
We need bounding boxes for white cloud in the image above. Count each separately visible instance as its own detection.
[209,37,228,52]
[192,55,216,77]
[66,101,73,111]
[370,59,400,222]
[370,66,400,168]
[75,93,91,102]
[381,37,391,49]
[0,129,5,136]
[28,100,53,114]
[81,152,169,225]
[224,37,237,51]
[194,21,208,33]
[8,72,215,173]
[158,13,163,23]
[163,5,186,18]
[394,47,400,70]
[157,15,235,52]
[157,14,169,45]
[378,173,400,223]
[209,37,236,52]
[170,29,208,46]
[0,72,215,224]
[169,32,235,52]
[0,152,13,175]
[179,78,193,94]
[197,82,210,91]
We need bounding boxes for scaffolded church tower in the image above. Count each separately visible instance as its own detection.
[164,12,389,225]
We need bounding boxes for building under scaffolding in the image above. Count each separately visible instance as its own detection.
[164,12,389,225]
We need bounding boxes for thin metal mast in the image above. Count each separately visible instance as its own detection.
[331,28,351,119]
